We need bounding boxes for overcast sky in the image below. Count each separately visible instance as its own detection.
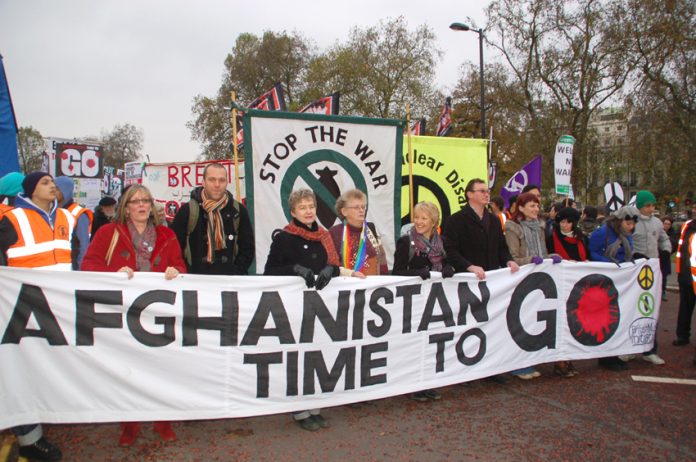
[1,0,491,164]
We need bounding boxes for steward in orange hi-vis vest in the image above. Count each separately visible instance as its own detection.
[676,219,696,294]
[0,174,76,270]
[674,216,696,345]
[3,206,75,270]
[0,171,67,462]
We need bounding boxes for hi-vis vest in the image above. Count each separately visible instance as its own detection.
[5,207,75,270]
[0,203,12,217]
[676,219,696,293]
[66,203,94,235]
[497,211,507,233]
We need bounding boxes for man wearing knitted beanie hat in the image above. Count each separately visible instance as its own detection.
[0,170,66,461]
[624,189,671,366]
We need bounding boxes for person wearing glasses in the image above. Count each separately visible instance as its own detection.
[443,178,519,280]
[442,178,519,384]
[328,189,387,277]
[588,204,640,372]
[82,184,186,446]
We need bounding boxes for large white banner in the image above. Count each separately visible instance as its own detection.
[141,160,245,221]
[245,111,403,273]
[0,260,660,429]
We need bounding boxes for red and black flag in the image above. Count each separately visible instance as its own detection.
[435,97,452,137]
[409,117,426,136]
[236,83,287,148]
[299,92,340,115]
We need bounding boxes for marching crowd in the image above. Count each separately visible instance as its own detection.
[0,165,694,461]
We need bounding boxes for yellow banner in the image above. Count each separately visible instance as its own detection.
[401,136,487,226]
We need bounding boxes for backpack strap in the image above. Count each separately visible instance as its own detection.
[230,199,241,259]
[184,198,200,266]
[185,196,242,265]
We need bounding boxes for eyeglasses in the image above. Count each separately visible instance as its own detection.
[127,198,152,205]
[345,205,367,210]
[471,189,490,194]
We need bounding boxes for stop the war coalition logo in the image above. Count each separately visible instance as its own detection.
[245,111,402,271]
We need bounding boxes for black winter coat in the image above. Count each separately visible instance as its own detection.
[263,219,339,276]
[171,187,254,275]
[442,204,513,272]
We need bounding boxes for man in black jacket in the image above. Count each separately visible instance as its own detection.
[171,163,254,275]
[443,178,519,279]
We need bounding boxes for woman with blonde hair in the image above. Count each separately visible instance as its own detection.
[82,184,186,446]
[393,201,454,401]
[329,189,387,278]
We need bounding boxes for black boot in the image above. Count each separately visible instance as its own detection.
[18,437,62,461]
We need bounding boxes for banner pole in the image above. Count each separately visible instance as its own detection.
[231,91,241,199]
[406,103,414,221]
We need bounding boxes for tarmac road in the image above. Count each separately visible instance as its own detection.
[2,284,695,462]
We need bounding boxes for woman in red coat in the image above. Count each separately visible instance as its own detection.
[82,184,186,446]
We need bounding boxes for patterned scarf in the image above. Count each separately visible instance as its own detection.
[284,220,340,266]
[127,220,156,271]
[201,190,229,263]
[408,226,446,271]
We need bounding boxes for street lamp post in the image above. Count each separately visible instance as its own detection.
[450,22,485,139]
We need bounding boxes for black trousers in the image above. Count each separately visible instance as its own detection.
[676,280,696,340]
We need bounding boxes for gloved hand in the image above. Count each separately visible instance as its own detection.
[531,256,544,265]
[417,267,431,280]
[551,255,562,264]
[442,265,455,278]
[315,265,335,290]
[293,264,315,288]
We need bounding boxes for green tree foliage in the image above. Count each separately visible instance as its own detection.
[17,126,45,173]
[305,17,442,120]
[100,123,143,169]
[188,31,314,160]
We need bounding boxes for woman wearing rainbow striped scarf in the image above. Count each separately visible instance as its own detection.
[328,189,388,278]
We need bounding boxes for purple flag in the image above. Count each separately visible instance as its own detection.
[499,155,542,209]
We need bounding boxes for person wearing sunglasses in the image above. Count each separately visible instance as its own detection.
[82,184,186,446]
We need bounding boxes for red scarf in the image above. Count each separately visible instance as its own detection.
[284,221,340,266]
[552,230,587,261]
